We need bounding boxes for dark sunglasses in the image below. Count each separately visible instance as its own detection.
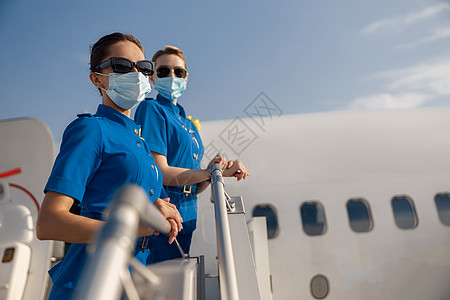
[156,66,187,78]
[95,57,154,76]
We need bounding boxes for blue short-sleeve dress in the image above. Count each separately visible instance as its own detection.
[45,104,165,299]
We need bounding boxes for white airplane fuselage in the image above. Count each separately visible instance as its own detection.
[191,107,450,300]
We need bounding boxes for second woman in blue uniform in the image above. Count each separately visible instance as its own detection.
[135,46,250,263]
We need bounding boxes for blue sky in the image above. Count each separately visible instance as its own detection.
[1,0,449,143]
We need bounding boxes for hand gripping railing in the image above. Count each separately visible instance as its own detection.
[74,184,171,300]
[210,163,240,300]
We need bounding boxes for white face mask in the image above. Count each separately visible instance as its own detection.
[155,77,186,102]
[97,72,151,109]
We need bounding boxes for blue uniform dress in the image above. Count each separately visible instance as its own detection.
[134,94,204,263]
[44,104,166,299]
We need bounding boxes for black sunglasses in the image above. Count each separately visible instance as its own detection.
[95,57,154,76]
[156,66,187,78]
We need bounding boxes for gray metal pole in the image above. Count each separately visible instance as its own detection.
[210,163,240,300]
[74,184,171,300]
[74,206,137,300]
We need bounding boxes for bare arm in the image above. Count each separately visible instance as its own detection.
[196,180,211,194]
[153,151,250,193]
[36,191,159,243]
[36,191,105,243]
[152,152,211,186]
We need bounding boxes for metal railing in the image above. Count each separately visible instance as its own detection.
[74,184,171,300]
[210,163,240,300]
[74,165,265,300]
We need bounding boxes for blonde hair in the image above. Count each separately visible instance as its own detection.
[152,45,186,68]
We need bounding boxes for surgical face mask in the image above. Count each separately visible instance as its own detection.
[154,77,187,102]
[96,72,151,109]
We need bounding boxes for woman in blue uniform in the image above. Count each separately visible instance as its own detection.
[36,33,183,299]
[134,46,250,263]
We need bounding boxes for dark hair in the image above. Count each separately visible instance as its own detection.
[89,32,144,72]
[152,45,187,68]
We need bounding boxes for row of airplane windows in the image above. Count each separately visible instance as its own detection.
[252,193,450,239]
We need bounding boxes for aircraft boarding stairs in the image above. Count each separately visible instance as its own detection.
[75,163,273,300]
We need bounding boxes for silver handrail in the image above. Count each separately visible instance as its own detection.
[74,184,171,300]
[210,163,240,300]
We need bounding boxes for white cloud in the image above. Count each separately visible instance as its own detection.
[360,3,450,36]
[349,93,431,110]
[396,27,450,49]
[380,60,450,95]
[348,59,450,110]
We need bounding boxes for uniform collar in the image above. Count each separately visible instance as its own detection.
[95,104,141,132]
[156,94,186,118]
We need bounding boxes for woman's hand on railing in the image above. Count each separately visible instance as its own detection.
[223,159,250,181]
[206,153,230,171]
[207,154,250,181]
[154,197,183,244]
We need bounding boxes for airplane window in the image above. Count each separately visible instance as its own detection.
[346,199,373,233]
[300,202,327,236]
[252,204,279,239]
[391,196,418,229]
[434,193,450,226]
